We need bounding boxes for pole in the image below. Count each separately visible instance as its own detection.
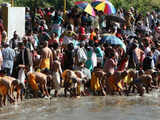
[11,0,14,7]
[64,0,66,21]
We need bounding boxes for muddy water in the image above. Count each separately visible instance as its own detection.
[0,91,160,120]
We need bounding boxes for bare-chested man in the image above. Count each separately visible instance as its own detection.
[39,41,53,70]
[27,72,50,97]
[0,74,21,106]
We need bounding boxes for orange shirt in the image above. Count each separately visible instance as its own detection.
[90,32,96,41]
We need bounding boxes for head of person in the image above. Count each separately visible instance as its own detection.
[128,69,136,77]
[151,47,156,53]
[89,40,94,47]
[27,29,33,36]
[121,71,128,79]
[147,51,152,57]
[132,42,138,50]
[110,51,115,59]
[144,42,149,48]
[43,41,48,48]
[130,7,134,13]
[67,43,74,51]
[67,24,72,31]
[13,31,18,39]
[146,12,150,16]
[18,42,25,50]
[3,42,9,48]
[80,42,85,48]
[52,42,59,50]
[95,28,99,34]
[138,70,145,77]
[2,31,7,39]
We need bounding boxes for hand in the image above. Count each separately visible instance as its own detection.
[18,64,25,68]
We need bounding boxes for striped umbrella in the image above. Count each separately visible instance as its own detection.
[91,0,116,15]
[75,1,96,16]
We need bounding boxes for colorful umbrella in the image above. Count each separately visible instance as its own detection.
[101,35,126,51]
[75,1,96,16]
[91,0,116,15]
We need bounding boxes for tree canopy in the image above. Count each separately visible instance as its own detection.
[0,0,160,13]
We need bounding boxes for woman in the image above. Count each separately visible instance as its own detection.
[94,43,104,67]
[51,11,64,38]
[85,46,94,72]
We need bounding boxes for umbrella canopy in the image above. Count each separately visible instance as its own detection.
[91,0,116,15]
[122,30,137,37]
[101,35,126,51]
[106,15,126,23]
[75,1,96,16]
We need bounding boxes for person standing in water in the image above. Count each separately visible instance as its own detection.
[51,60,62,97]
[39,41,53,70]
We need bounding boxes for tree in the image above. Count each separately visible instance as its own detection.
[1,0,159,13]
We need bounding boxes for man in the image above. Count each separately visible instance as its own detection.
[17,42,33,71]
[17,42,33,86]
[61,25,77,46]
[143,51,155,71]
[132,43,145,69]
[51,60,62,97]
[9,31,21,49]
[27,71,50,98]
[39,41,53,70]
[2,42,15,76]
[0,19,4,45]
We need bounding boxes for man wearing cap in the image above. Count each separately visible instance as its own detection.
[2,42,15,76]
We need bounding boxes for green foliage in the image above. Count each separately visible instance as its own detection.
[0,0,159,13]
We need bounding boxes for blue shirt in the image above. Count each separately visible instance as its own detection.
[52,16,63,25]
[2,47,15,69]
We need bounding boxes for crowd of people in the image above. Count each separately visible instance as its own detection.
[0,6,160,106]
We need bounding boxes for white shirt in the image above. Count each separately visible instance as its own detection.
[144,47,151,57]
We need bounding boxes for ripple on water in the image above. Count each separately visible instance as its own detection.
[0,92,160,120]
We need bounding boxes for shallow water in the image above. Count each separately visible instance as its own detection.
[1,90,160,120]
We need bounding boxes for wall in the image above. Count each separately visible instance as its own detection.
[2,7,25,41]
